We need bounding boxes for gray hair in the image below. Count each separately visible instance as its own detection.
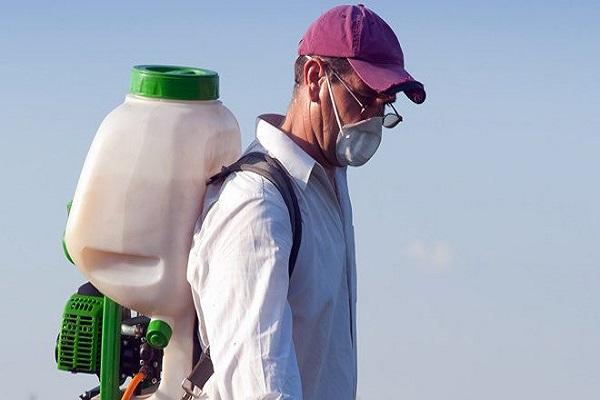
[293,55,353,90]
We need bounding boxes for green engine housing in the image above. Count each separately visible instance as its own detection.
[56,293,103,374]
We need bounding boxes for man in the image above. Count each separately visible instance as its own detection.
[187,4,425,399]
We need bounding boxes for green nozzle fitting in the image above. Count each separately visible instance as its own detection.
[146,319,172,349]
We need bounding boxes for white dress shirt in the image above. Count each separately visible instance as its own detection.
[187,114,357,399]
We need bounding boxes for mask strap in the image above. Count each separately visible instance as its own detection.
[323,67,345,133]
[305,55,345,133]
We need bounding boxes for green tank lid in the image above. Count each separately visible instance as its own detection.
[129,65,219,101]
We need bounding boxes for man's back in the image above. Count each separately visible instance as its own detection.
[187,114,357,399]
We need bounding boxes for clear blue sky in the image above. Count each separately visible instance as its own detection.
[1,1,599,399]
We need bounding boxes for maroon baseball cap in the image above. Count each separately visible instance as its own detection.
[298,4,426,104]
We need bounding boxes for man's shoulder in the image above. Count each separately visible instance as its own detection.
[203,149,286,215]
[196,159,291,242]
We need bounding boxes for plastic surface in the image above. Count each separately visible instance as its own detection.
[64,74,241,399]
[129,65,219,101]
[65,94,240,316]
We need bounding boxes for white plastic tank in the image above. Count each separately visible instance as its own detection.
[64,65,241,399]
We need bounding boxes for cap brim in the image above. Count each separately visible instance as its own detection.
[348,58,426,104]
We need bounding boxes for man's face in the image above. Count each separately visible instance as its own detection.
[305,59,396,168]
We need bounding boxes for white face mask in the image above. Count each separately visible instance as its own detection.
[324,71,383,167]
[334,116,383,166]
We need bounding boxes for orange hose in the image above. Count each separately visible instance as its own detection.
[120,369,146,400]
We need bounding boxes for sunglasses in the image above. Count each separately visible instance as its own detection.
[328,67,403,129]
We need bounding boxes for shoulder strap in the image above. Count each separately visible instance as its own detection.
[207,151,302,276]
[182,152,302,399]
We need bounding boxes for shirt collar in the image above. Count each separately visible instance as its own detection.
[255,114,317,190]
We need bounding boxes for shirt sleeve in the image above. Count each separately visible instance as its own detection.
[187,171,303,400]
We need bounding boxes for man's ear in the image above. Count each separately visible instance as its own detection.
[304,59,324,103]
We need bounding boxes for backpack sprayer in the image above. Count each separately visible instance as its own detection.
[55,65,242,399]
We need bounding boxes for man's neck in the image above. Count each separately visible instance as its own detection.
[280,105,337,181]
[261,113,339,195]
